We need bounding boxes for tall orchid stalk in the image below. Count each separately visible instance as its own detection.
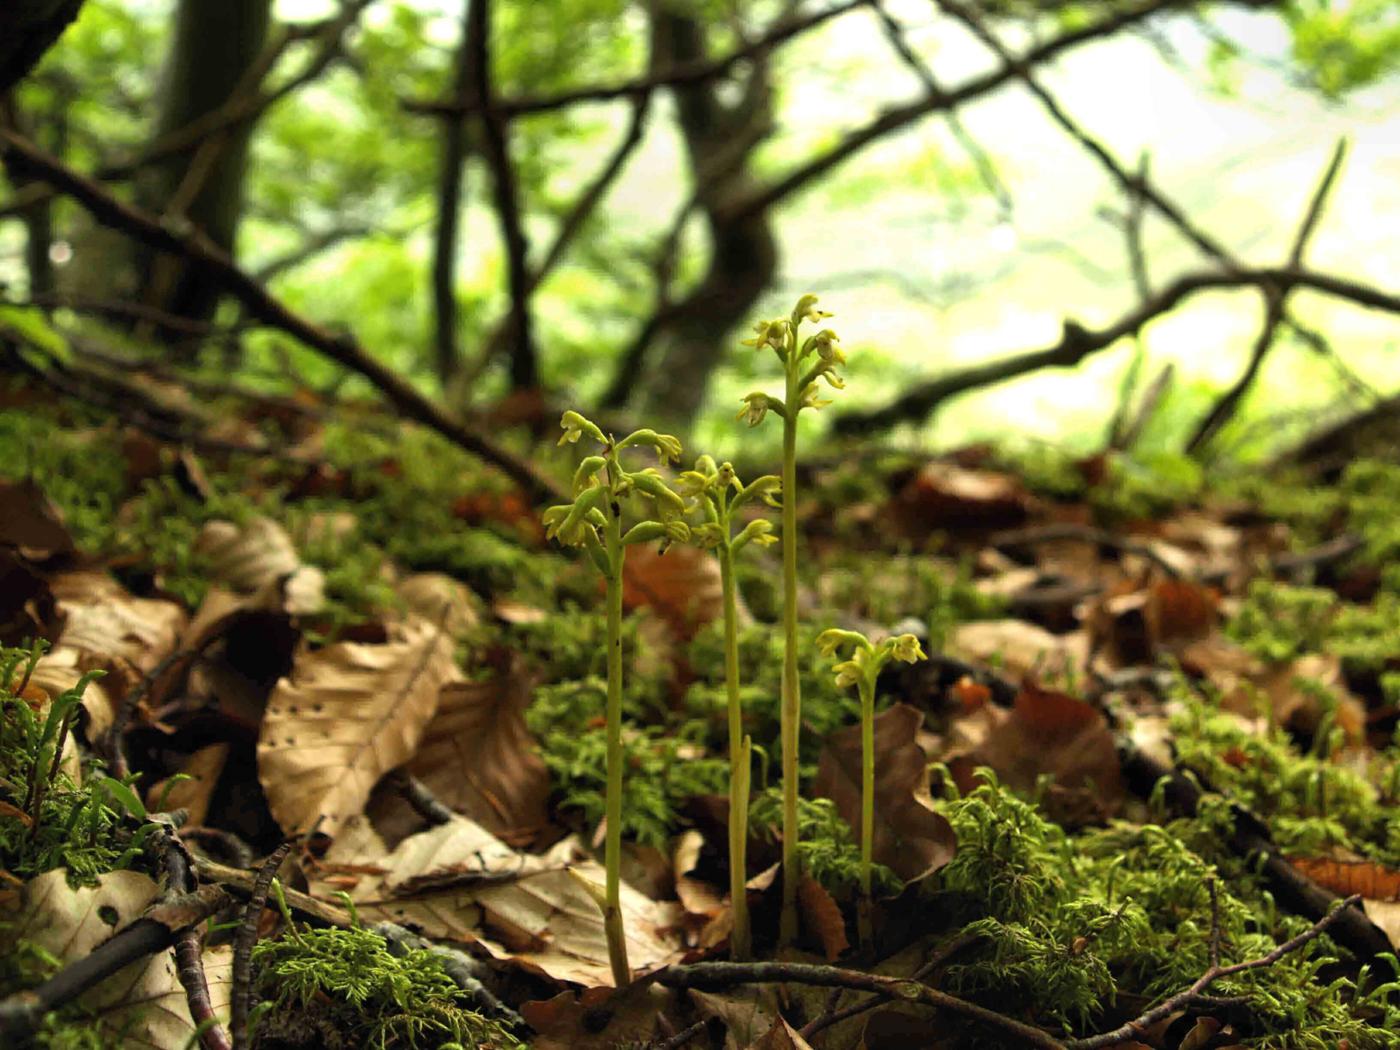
[543,411,688,988]
[816,629,927,945]
[680,456,780,959]
[738,294,846,944]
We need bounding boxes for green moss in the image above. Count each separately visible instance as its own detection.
[0,647,153,886]
[748,788,897,899]
[252,890,521,1050]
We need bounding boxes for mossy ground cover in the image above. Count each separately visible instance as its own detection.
[4,384,1400,1048]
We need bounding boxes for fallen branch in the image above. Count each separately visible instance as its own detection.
[657,961,1066,1049]
[1064,894,1363,1050]
[0,129,564,505]
[834,264,1400,435]
[229,839,298,1050]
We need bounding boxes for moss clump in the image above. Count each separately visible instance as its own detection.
[748,788,897,899]
[0,647,153,886]
[924,772,1400,1047]
[1226,579,1400,677]
[252,895,521,1050]
[529,686,726,847]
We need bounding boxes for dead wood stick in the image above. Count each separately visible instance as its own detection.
[657,961,1067,1049]
[229,839,298,1050]
[0,129,564,505]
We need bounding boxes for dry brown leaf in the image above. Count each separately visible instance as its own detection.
[0,547,58,645]
[195,516,300,592]
[812,703,956,883]
[691,987,782,1050]
[623,543,724,637]
[1363,899,1400,951]
[257,616,460,837]
[895,463,1030,531]
[522,984,672,1050]
[406,671,550,837]
[50,571,186,682]
[946,620,1088,686]
[145,743,229,827]
[1287,857,1400,901]
[0,478,74,558]
[798,876,849,961]
[347,833,685,987]
[28,644,118,744]
[0,869,233,1049]
[377,816,538,894]
[396,572,481,637]
[947,681,1124,824]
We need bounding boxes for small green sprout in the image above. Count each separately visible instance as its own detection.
[680,454,780,959]
[542,410,690,988]
[739,293,847,944]
[816,627,927,944]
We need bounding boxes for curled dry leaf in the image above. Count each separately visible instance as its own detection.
[798,875,849,961]
[343,824,685,987]
[396,572,481,637]
[0,869,233,1049]
[894,462,1030,532]
[0,478,73,559]
[405,671,550,838]
[1287,856,1400,902]
[623,543,725,637]
[195,516,300,592]
[812,703,956,883]
[750,1018,818,1050]
[257,615,460,838]
[947,681,1124,824]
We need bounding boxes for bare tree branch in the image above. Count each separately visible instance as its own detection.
[0,128,564,503]
[404,0,871,119]
[834,263,1400,435]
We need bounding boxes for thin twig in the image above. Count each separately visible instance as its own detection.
[175,927,233,1050]
[1064,895,1362,1050]
[229,838,298,1050]
[0,129,564,504]
[657,961,1067,1049]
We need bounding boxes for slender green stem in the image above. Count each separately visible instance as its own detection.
[603,511,632,988]
[719,542,751,959]
[779,362,802,946]
[858,677,875,946]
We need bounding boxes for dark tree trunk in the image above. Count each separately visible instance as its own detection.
[630,6,779,429]
[132,0,272,329]
[0,0,85,94]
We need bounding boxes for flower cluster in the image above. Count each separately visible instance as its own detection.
[737,293,846,428]
[680,454,781,554]
[816,629,928,693]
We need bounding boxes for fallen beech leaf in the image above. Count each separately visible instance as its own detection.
[0,869,233,1049]
[947,620,1088,686]
[0,478,74,558]
[1363,899,1400,951]
[691,987,782,1050]
[28,644,118,744]
[623,543,725,637]
[812,703,956,883]
[895,463,1030,531]
[948,681,1124,824]
[1287,857,1400,901]
[406,671,550,837]
[195,516,301,592]
[49,571,186,697]
[257,616,460,837]
[378,816,539,894]
[1145,577,1219,648]
[396,572,481,637]
[798,876,849,961]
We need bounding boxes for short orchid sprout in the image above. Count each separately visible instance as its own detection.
[684,455,779,960]
[739,293,848,945]
[816,628,927,945]
[542,410,690,988]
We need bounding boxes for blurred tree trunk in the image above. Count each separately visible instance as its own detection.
[131,0,272,331]
[0,1,85,93]
[632,5,778,429]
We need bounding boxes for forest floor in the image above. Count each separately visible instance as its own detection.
[3,377,1400,1050]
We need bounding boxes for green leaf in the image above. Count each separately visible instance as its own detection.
[0,305,72,370]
